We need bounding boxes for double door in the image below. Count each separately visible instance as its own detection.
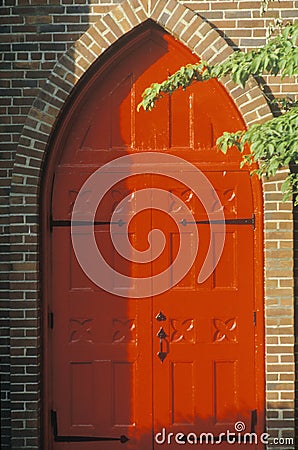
[50,169,258,449]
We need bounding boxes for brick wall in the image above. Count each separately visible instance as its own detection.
[0,0,297,448]
[263,170,295,446]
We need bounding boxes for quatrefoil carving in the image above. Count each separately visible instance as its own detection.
[212,188,237,214]
[111,189,135,214]
[69,319,93,343]
[168,189,195,214]
[213,318,237,343]
[69,189,92,215]
[113,319,136,343]
[171,318,195,343]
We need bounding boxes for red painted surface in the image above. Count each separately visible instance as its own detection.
[45,23,264,450]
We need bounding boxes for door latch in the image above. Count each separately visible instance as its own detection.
[156,311,166,321]
[157,327,168,362]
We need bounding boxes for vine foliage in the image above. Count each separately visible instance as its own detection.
[138,22,298,203]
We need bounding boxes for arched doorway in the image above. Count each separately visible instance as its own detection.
[44,22,264,449]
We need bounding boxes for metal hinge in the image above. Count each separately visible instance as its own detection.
[50,219,126,228]
[251,409,258,433]
[49,312,54,329]
[180,214,255,228]
[51,410,129,443]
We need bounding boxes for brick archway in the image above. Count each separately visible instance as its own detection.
[9,0,294,448]
[15,0,272,171]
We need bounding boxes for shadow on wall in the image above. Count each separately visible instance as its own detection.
[2,2,93,449]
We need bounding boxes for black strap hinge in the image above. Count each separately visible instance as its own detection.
[180,214,255,228]
[253,311,257,326]
[51,410,129,443]
[50,216,256,229]
[251,409,258,433]
[50,219,126,228]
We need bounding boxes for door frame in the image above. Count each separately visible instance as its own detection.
[41,21,265,449]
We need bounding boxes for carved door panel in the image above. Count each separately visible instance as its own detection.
[51,175,153,450]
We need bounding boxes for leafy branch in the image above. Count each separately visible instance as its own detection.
[138,21,298,202]
[217,106,298,201]
[138,22,298,111]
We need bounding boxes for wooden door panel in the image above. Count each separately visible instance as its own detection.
[51,227,153,448]
[151,169,257,449]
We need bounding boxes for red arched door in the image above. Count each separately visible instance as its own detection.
[46,23,264,450]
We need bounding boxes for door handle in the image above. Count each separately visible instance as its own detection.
[157,327,168,362]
